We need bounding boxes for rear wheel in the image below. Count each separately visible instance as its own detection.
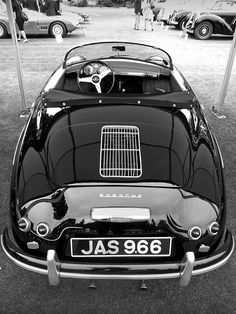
[194,21,213,40]
[49,22,66,37]
[0,23,8,39]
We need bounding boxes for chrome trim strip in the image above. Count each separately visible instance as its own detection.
[179,251,195,286]
[47,250,60,286]
[192,235,235,276]
[91,207,151,222]
[1,234,48,276]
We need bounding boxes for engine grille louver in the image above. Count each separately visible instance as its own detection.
[100,125,142,178]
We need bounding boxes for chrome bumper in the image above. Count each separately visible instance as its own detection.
[182,25,194,34]
[1,229,234,287]
[168,20,178,26]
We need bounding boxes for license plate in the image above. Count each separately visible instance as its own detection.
[70,237,172,257]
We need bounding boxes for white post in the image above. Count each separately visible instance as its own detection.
[5,0,27,111]
[213,28,236,115]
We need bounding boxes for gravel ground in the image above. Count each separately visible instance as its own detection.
[0,5,235,314]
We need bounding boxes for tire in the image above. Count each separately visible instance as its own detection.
[194,21,213,40]
[0,23,8,39]
[49,22,66,37]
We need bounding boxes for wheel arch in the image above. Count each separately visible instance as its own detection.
[194,15,233,35]
[194,18,215,34]
[0,21,9,38]
[48,21,68,36]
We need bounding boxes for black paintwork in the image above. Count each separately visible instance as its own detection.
[170,10,191,28]
[4,42,232,273]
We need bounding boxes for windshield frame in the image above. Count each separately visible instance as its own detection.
[63,41,173,70]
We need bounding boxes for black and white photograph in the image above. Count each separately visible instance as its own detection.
[0,0,235,313]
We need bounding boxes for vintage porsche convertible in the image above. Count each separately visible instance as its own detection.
[1,42,234,287]
[0,7,83,38]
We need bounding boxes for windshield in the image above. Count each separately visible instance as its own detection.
[64,42,173,69]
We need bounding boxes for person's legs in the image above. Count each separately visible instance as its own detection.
[17,19,28,43]
[150,18,154,31]
[21,30,28,42]
[18,30,21,40]
[135,13,141,29]
[144,19,147,30]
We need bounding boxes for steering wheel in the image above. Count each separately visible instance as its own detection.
[77,61,115,94]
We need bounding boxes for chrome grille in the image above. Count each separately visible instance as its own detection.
[100,125,142,178]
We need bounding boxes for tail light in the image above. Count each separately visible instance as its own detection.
[36,223,50,237]
[188,226,202,240]
[207,222,219,236]
[18,217,31,232]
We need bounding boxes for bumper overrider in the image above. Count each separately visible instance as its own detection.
[168,19,178,26]
[1,228,234,287]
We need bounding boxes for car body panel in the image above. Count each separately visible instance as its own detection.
[168,10,191,27]
[195,12,235,34]
[16,101,221,208]
[1,41,233,286]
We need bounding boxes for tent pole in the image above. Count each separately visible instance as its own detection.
[5,0,28,114]
[212,28,236,117]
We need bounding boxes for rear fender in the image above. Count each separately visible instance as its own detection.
[195,15,233,35]
[0,20,10,35]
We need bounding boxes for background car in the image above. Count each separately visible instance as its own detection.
[168,9,191,29]
[184,0,236,39]
[157,0,189,24]
[0,7,83,38]
[61,3,92,24]
[1,41,234,287]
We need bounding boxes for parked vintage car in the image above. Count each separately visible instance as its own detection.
[1,41,234,287]
[61,3,92,24]
[157,0,187,24]
[0,7,83,38]
[183,0,236,39]
[168,9,191,29]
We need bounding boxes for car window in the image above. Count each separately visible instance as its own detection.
[211,1,236,10]
[220,1,236,10]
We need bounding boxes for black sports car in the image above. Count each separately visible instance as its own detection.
[183,0,236,39]
[1,41,234,287]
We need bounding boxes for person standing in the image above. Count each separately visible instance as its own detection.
[142,0,154,31]
[26,0,40,11]
[134,0,142,30]
[44,0,56,16]
[53,0,60,15]
[12,0,28,42]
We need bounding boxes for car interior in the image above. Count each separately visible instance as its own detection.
[54,58,182,95]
